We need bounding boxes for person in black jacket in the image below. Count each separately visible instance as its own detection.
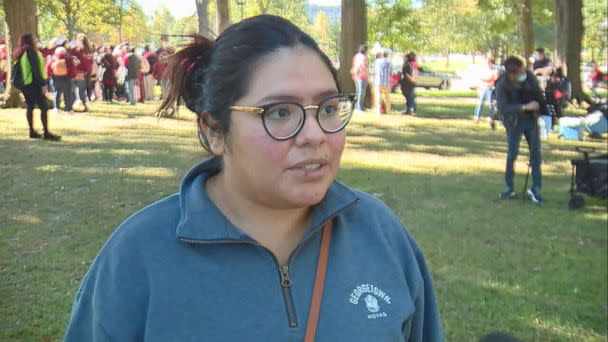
[13,33,60,141]
[495,56,546,204]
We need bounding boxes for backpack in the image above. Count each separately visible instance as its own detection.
[52,59,68,76]
[10,58,25,90]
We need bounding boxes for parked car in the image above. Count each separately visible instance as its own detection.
[416,66,451,90]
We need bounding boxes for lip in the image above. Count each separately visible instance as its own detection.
[288,158,328,169]
[287,158,329,181]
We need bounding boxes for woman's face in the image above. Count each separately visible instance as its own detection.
[217,46,346,209]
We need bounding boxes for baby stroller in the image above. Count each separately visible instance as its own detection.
[568,147,608,209]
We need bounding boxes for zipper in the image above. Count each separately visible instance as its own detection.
[280,265,298,327]
[178,197,360,328]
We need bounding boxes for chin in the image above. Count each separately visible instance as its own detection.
[288,184,331,207]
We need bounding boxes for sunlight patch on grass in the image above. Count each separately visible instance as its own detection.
[11,213,43,225]
[120,166,177,178]
[526,313,606,341]
[109,149,152,156]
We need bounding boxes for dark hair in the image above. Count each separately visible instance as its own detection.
[157,15,339,152]
[144,44,150,52]
[503,55,524,73]
[554,66,564,78]
[13,33,36,60]
[535,47,545,55]
[358,44,367,54]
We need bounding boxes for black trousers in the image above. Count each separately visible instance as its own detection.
[21,85,49,133]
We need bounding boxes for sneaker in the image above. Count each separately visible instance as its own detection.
[527,188,543,205]
[43,132,62,142]
[499,187,516,199]
[29,130,42,139]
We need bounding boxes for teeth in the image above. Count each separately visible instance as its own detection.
[302,163,321,170]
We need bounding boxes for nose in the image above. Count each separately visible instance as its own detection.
[294,108,326,146]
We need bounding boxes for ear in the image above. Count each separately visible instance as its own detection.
[198,113,225,156]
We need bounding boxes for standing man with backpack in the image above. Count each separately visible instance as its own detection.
[495,56,546,204]
[12,33,61,141]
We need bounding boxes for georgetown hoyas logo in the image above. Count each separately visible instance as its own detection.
[349,283,390,320]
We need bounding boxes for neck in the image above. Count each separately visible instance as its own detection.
[206,171,311,265]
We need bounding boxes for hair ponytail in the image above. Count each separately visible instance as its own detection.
[157,34,214,117]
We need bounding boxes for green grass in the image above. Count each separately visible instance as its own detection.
[416,89,478,98]
[1,97,607,341]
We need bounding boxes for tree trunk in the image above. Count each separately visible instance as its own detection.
[66,0,75,40]
[515,0,534,63]
[4,0,38,49]
[339,0,366,96]
[216,0,230,34]
[2,0,37,107]
[554,0,591,105]
[196,0,211,38]
[118,0,124,42]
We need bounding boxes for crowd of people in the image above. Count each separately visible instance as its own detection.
[6,33,177,141]
[350,45,420,116]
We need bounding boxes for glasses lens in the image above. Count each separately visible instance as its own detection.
[263,103,304,139]
[318,96,353,132]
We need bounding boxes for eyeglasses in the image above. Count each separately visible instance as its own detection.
[229,94,355,141]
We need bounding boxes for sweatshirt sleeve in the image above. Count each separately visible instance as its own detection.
[402,235,444,342]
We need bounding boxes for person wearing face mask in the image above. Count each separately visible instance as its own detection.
[63,15,443,342]
[495,56,547,204]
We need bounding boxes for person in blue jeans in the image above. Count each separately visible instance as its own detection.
[473,57,500,123]
[350,44,368,111]
[124,48,141,105]
[495,56,546,204]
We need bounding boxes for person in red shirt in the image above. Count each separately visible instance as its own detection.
[154,36,175,101]
[142,45,157,100]
[73,34,94,111]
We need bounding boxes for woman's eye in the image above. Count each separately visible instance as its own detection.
[321,103,338,116]
[266,107,293,120]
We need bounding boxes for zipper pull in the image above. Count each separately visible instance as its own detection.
[280,265,292,287]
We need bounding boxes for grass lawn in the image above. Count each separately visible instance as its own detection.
[1,95,606,341]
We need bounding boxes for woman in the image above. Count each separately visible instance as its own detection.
[64,16,442,341]
[12,34,60,141]
[72,33,94,111]
[100,47,118,102]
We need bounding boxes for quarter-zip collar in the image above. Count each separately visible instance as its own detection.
[176,157,359,242]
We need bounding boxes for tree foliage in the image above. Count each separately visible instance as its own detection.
[367,0,419,52]
[582,0,608,62]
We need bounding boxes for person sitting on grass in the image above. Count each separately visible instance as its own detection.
[64,15,443,341]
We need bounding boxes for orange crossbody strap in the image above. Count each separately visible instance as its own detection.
[304,220,333,342]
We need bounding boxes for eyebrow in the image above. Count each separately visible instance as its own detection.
[256,90,339,105]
